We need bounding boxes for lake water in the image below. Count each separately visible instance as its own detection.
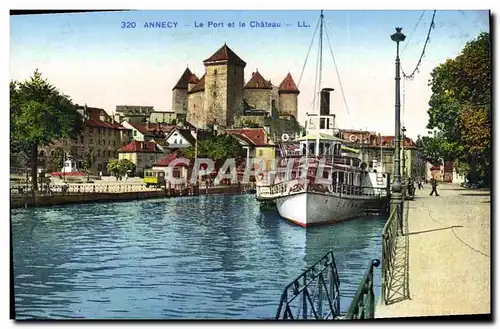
[11,194,386,319]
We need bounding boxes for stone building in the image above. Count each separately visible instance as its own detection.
[340,129,422,178]
[278,73,300,118]
[117,140,164,176]
[115,105,155,123]
[40,105,133,175]
[172,43,301,130]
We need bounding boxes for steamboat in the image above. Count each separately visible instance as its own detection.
[255,11,390,227]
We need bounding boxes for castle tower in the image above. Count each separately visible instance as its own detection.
[202,43,246,128]
[187,74,205,128]
[278,73,300,118]
[172,67,196,115]
[243,69,273,112]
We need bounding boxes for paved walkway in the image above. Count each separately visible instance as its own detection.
[376,184,491,318]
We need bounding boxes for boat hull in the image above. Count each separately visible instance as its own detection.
[274,191,367,227]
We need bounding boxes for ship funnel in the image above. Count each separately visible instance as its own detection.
[320,88,334,115]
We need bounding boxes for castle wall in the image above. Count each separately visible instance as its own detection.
[279,93,298,118]
[172,89,188,115]
[226,64,245,127]
[187,91,205,128]
[204,65,228,127]
[244,89,271,111]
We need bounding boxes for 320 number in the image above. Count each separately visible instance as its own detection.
[121,21,136,28]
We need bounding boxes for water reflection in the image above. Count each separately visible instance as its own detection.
[12,195,385,319]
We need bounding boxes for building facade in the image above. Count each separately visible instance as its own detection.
[118,140,164,176]
[40,105,133,175]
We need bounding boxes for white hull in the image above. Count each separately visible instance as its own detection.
[274,191,367,227]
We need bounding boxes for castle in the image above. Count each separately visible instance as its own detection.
[171,43,300,129]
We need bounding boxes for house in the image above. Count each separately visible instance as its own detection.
[152,152,191,184]
[164,127,214,151]
[165,127,196,149]
[117,140,164,176]
[40,105,133,175]
[225,127,276,170]
[121,121,177,142]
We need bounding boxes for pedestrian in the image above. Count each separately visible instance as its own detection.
[417,179,423,190]
[429,178,439,196]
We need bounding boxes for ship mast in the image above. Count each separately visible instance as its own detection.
[315,10,324,157]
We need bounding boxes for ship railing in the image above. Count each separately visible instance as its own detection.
[345,259,380,319]
[276,250,341,320]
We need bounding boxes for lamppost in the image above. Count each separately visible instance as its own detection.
[402,126,406,180]
[390,27,406,235]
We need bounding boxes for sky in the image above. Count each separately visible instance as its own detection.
[10,9,490,140]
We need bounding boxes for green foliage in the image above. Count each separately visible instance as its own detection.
[107,158,137,179]
[81,152,93,181]
[10,69,84,190]
[49,147,66,172]
[180,133,244,165]
[423,32,491,183]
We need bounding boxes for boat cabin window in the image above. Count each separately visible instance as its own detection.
[332,172,338,183]
[333,144,341,157]
[309,142,315,155]
[320,118,326,129]
[338,172,344,184]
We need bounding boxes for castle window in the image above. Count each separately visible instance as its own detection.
[214,69,217,75]
[213,91,217,96]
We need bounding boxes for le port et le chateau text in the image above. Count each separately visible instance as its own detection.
[120,20,312,29]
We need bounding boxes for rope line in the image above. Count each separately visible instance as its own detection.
[324,27,353,128]
[402,10,437,80]
[297,16,321,88]
[401,10,426,54]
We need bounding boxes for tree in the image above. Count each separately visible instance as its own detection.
[180,133,244,166]
[10,70,84,191]
[49,147,66,172]
[120,159,136,176]
[107,158,136,180]
[424,32,491,183]
[82,152,94,182]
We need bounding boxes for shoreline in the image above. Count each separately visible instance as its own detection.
[10,185,254,209]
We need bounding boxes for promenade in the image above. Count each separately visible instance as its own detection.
[376,184,491,318]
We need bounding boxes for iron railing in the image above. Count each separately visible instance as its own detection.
[10,183,163,196]
[276,250,341,320]
[345,259,380,319]
[380,197,409,305]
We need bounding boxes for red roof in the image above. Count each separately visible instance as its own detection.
[117,141,162,153]
[430,165,441,171]
[226,128,270,147]
[245,70,273,90]
[85,119,124,129]
[188,74,205,94]
[203,43,246,67]
[173,67,196,90]
[188,74,199,84]
[278,73,300,94]
[154,152,189,167]
[378,136,416,147]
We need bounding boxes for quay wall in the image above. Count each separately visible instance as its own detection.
[11,185,252,209]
